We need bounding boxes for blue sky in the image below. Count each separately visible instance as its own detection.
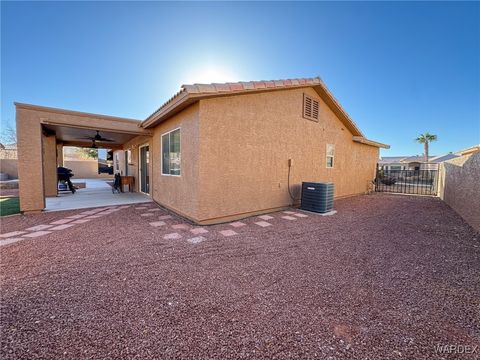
[1,1,479,156]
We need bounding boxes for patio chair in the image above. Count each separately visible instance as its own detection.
[112,173,121,194]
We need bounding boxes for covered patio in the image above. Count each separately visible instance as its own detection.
[15,103,153,213]
[45,179,152,211]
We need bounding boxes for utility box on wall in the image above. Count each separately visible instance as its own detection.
[301,182,334,213]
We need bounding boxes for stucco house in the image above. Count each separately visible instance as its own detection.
[378,153,461,171]
[16,77,388,224]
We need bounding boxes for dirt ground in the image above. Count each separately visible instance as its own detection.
[1,194,479,359]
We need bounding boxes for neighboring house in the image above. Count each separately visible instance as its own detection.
[0,143,18,179]
[379,153,460,171]
[16,76,389,224]
[456,144,480,156]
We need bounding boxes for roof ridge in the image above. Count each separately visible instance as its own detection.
[145,77,322,123]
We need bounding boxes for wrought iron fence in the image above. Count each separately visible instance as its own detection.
[375,168,438,195]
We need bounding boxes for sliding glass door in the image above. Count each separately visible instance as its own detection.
[139,145,149,194]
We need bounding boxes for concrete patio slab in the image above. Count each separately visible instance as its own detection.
[45,179,152,212]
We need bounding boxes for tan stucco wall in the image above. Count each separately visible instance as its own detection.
[438,152,480,232]
[16,108,45,212]
[0,159,18,179]
[194,88,378,223]
[56,144,64,167]
[42,134,58,197]
[63,160,111,179]
[150,103,200,219]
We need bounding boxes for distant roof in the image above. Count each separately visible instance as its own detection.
[379,155,435,164]
[141,76,389,148]
[0,143,17,150]
[429,153,459,163]
[379,154,461,164]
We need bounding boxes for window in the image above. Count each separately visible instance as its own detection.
[126,150,132,164]
[162,128,181,176]
[326,144,334,168]
[114,153,120,172]
[303,93,319,121]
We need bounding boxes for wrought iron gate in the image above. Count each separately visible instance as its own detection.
[374,168,438,195]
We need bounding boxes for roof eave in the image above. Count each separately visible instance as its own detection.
[352,136,390,149]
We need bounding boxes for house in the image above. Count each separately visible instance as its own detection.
[378,153,460,171]
[15,77,389,224]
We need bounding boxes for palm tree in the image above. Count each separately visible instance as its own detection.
[415,133,437,163]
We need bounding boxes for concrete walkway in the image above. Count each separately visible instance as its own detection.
[45,179,152,211]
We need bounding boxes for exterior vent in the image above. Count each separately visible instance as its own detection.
[301,182,334,213]
[303,94,319,121]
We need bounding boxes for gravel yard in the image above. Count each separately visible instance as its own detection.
[1,194,479,359]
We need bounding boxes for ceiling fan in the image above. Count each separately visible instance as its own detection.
[78,130,115,148]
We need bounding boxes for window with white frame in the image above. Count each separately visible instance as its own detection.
[326,144,334,168]
[162,128,181,176]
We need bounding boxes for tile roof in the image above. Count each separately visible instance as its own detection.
[141,76,389,148]
[182,77,321,94]
[144,77,322,125]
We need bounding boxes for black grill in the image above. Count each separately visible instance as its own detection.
[301,182,334,213]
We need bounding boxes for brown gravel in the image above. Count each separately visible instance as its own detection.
[1,194,479,359]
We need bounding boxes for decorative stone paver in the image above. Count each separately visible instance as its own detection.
[159,215,173,220]
[85,215,103,219]
[219,229,238,237]
[283,211,296,214]
[66,214,88,219]
[255,221,272,227]
[25,225,53,231]
[258,215,274,220]
[281,216,297,221]
[0,238,25,246]
[71,219,91,224]
[148,208,162,212]
[163,233,182,240]
[172,224,190,230]
[230,221,246,228]
[190,227,209,234]
[81,209,103,215]
[23,231,52,238]
[135,206,148,210]
[50,224,76,231]
[149,221,166,227]
[140,213,155,217]
[1,231,27,238]
[293,213,308,218]
[50,219,74,225]
[187,236,206,244]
